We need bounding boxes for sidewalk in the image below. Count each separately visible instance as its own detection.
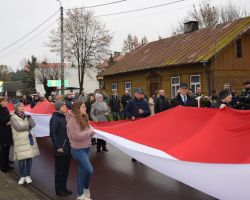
[0,171,41,200]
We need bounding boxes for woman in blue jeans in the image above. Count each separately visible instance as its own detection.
[11,102,40,185]
[66,101,95,200]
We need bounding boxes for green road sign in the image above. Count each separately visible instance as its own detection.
[47,80,69,87]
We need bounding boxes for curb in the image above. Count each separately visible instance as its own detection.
[7,171,54,200]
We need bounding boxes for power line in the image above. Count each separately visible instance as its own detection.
[99,0,186,17]
[0,1,127,55]
[106,4,192,23]
[0,10,59,54]
[0,0,187,58]
[105,0,211,23]
[0,19,59,58]
[65,0,128,10]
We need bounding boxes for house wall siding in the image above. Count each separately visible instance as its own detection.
[104,64,207,97]
[212,32,250,92]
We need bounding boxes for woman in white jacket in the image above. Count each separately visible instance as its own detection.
[11,102,39,185]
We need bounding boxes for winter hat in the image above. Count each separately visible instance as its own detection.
[134,88,143,94]
[218,89,231,100]
[179,83,189,89]
[95,93,103,99]
[14,102,23,111]
[55,101,66,111]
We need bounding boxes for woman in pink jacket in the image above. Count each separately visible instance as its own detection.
[66,101,95,200]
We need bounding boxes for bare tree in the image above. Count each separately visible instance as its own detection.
[122,34,149,53]
[171,21,186,36]
[141,36,149,44]
[220,1,246,23]
[48,8,113,92]
[122,34,140,54]
[192,3,219,28]
[19,58,27,69]
[0,65,11,81]
[172,1,248,35]
[34,61,61,97]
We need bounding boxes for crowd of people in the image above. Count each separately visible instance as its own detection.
[0,80,250,200]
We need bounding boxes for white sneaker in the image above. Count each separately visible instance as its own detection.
[18,177,25,185]
[84,189,91,198]
[76,194,92,200]
[77,196,84,200]
[25,176,32,184]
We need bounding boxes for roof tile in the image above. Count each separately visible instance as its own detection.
[100,17,250,76]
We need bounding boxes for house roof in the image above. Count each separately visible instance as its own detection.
[100,17,250,76]
[97,54,123,70]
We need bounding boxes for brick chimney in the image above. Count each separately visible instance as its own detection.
[184,21,199,34]
[114,52,121,57]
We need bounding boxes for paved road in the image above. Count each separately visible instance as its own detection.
[0,171,41,200]
[13,137,216,200]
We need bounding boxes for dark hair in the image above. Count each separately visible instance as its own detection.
[0,96,7,103]
[72,101,89,129]
[87,93,95,100]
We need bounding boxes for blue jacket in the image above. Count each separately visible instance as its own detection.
[124,98,151,119]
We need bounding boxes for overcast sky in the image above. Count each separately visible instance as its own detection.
[0,0,249,70]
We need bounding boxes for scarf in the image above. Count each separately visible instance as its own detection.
[14,111,26,120]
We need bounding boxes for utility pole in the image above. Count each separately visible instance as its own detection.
[60,5,65,95]
[57,0,64,95]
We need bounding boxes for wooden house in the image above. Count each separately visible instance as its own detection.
[99,17,250,97]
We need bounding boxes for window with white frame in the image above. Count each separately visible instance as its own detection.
[190,75,201,94]
[111,83,118,93]
[171,76,180,98]
[124,82,131,95]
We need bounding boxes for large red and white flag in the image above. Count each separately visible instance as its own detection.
[8,101,250,200]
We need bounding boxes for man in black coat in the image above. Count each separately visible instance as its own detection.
[121,90,132,119]
[155,90,170,114]
[211,89,233,109]
[170,83,198,108]
[124,88,151,120]
[241,81,250,110]
[0,97,13,173]
[49,101,72,196]
[109,91,121,121]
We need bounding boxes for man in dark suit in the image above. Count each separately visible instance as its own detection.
[170,83,197,108]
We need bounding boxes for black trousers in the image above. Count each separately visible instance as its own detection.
[55,155,71,193]
[97,139,106,150]
[0,143,11,171]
